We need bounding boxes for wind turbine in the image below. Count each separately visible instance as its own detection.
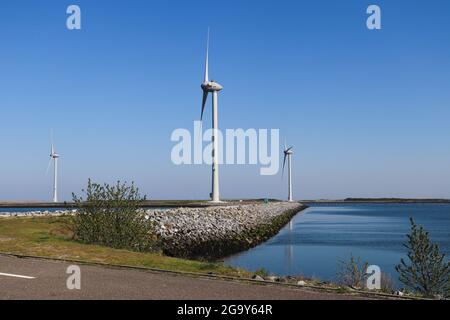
[200,29,223,203]
[282,142,294,202]
[46,133,60,203]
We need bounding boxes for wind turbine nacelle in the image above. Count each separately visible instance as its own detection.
[201,81,223,92]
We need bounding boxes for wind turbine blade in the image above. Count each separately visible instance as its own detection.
[46,158,52,176]
[282,153,287,179]
[286,147,293,152]
[204,28,210,83]
[201,91,208,121]
[50,129,56,155]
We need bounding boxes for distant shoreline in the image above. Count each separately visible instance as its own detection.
[302,198,450,204]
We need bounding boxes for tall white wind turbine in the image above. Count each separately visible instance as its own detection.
[46,134,60,203]
[200,29,223,203]
[282,142,294,202]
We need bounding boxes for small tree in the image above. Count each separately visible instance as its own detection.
[396,218,449,298]
[337,254,369,289]
[71,179,155,252]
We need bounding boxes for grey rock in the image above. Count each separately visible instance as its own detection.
[252,275,265,281]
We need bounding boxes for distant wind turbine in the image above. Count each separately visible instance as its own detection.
[282,142,294,202]
[200,28,223,203]
[46,133,60,203]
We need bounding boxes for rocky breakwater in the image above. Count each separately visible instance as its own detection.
[0,210,75,218]
[146,202,305,260]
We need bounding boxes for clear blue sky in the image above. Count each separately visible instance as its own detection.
[0,0,449,201]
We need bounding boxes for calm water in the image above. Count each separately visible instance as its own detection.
[224,203,450,285]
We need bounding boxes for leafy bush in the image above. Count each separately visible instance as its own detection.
[396,218,449,298]
[71,179,155,252]
[337,254,369,289]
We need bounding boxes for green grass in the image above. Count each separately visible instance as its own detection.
[0,216,250,277]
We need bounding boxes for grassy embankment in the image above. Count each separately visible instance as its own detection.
[0,215,427,299]
[0,216,249,277]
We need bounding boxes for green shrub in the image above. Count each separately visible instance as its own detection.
[71,179,155,252]
[254,268,269,277]
[396,218,449,298]
[337,254,369,289]
[380,272,396,293]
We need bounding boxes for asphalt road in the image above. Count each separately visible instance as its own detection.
[0,254,359,300]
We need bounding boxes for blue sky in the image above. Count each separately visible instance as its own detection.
[0,0,449,201]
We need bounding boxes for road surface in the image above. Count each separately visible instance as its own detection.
[0,254,359,300]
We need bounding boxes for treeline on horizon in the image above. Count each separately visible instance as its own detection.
[344,198,450,203]
[302,198,450,203]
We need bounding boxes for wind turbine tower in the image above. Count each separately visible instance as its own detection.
[200,29,223,203]
[47,136,60,203]
[283,144,294,202]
